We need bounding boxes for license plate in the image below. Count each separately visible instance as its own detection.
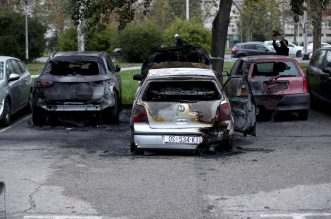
[163,136,203,144]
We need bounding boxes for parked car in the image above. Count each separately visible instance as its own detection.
[306,48,331,106]
[0,56,32,126]
[227,56,310,120]
[231,42,276,58]
[264,40,303,57]
[31,51,121,126]
[307,42,331,59]
[130,46,256,154]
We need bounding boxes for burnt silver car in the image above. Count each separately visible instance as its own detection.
[31,51,121,126]
[130,46,256,154]
[0,56,32,126]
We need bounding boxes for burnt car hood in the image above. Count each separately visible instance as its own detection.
[141,45,213,76]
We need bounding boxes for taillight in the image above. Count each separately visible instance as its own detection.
[133,105,148,123]
[216,102,232,122]
[36,79,54,87]
[302,74,309,93]
[231,47,238,54]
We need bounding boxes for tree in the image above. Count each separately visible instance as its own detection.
[291,0,330,54]
[0,10,46,61]
[147,0,175,30]
[211,0,232,74]
[168,0,202,21]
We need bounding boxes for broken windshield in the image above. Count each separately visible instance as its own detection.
[143,81,220,102]
[44,57,101,76]
[252,61,300,77]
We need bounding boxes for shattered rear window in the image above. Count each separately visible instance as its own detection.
[44,57,101,76]
[252,61,300,77]
[0,62,3,79]
[143,81,220,102]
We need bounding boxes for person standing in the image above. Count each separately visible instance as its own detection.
[272,35,289,56]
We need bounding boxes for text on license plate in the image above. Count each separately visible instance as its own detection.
[164,136,203,144]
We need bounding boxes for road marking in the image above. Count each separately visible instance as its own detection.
[24,216,103,219]
[0,114,30,133]
[261,212,331,218]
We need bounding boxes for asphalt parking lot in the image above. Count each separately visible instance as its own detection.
[1,108,331,219]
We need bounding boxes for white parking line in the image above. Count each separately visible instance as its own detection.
[0,114,30,133]
[261,212,331,218]
[24,216,103,219]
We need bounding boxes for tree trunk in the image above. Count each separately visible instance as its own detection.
[309,0,323,53]
[211,0,232,77]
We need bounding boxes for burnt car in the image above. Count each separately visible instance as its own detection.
[0,56,32,126]
[130,46,256,154]
[306,48,331,106]
[227,56,310,120]
[31,51,121,126]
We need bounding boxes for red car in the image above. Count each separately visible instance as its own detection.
[226,56,310,120]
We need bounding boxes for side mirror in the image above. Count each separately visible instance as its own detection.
[8,73,20,82]
[133,74,144,81]
[115,65,121,72]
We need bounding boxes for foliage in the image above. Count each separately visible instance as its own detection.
[86,24,119,54]
[168,0,202,22]
[146,0,175,30]
[0,10,46,61]
[57,27,77,51]
[118,20,162,62]
[240,0,282,41]
[163,18,212,53]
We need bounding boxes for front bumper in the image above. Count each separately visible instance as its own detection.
[254,93,310,111]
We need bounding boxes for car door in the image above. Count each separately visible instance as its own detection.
[6,60,21,112]
[307,49,327,99]
[320,50,331,100]
[12,59,31,107]
[223,75,256,136]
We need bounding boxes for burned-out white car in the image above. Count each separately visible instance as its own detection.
[31,51,121,126]
[130,46,256,154]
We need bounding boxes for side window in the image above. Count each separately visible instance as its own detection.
[16,60,27,73]
[0,62,4,80]
[230,60,241,75]
[10,60,23,75]
[106,57,115,72]
[310,50,326,67]
[6,60,14,76]
[256,44,267,51]
[325,51,331,67]
[230,60,248,76]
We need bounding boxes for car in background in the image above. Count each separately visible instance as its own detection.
[307,42,331,59]
[227,56,310,120]
[0,56,32,126]
[306,48,331,106]
[130,45,256,154]
[31,51,121,126]
[231,42,276,58]
[264,40,303,57]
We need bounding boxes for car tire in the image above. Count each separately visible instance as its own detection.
[110,93,119,124]
[216,137,233,152]
[32,106,48,126]
[296,50,302,57]
[298,110,308,120]
[0,98,11,127]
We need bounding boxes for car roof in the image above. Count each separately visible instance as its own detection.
[0,56,20,62]
[236,41,265,45]
[238,55,298,62]
[51,51,106,58]
[146,68,216,80]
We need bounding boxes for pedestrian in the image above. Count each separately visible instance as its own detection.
[272,35,289,56]
[174,33,184,47]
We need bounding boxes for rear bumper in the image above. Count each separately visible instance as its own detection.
[255,93,310,111]
[132,124,233,151]
[34,100,115,112]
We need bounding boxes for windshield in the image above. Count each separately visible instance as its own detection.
[0,62,3,80]
[44,57,101,76]
[143,81,220,102]
[252,61,300,77]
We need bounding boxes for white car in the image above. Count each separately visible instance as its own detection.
[307,42,331,58]
[264,41,303,57]
[0,56,32,126]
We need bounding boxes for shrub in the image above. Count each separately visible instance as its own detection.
[0,10,46,61]
[118,20,163,62]
[57,27,77,51]
[163,18,212,53]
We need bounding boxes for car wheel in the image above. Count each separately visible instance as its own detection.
[0,98,11,127]
[296,50,302,57]
[216,137,233,152]
[110,93,119,124]
[32,106,48,126]
[298,110,308,120]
